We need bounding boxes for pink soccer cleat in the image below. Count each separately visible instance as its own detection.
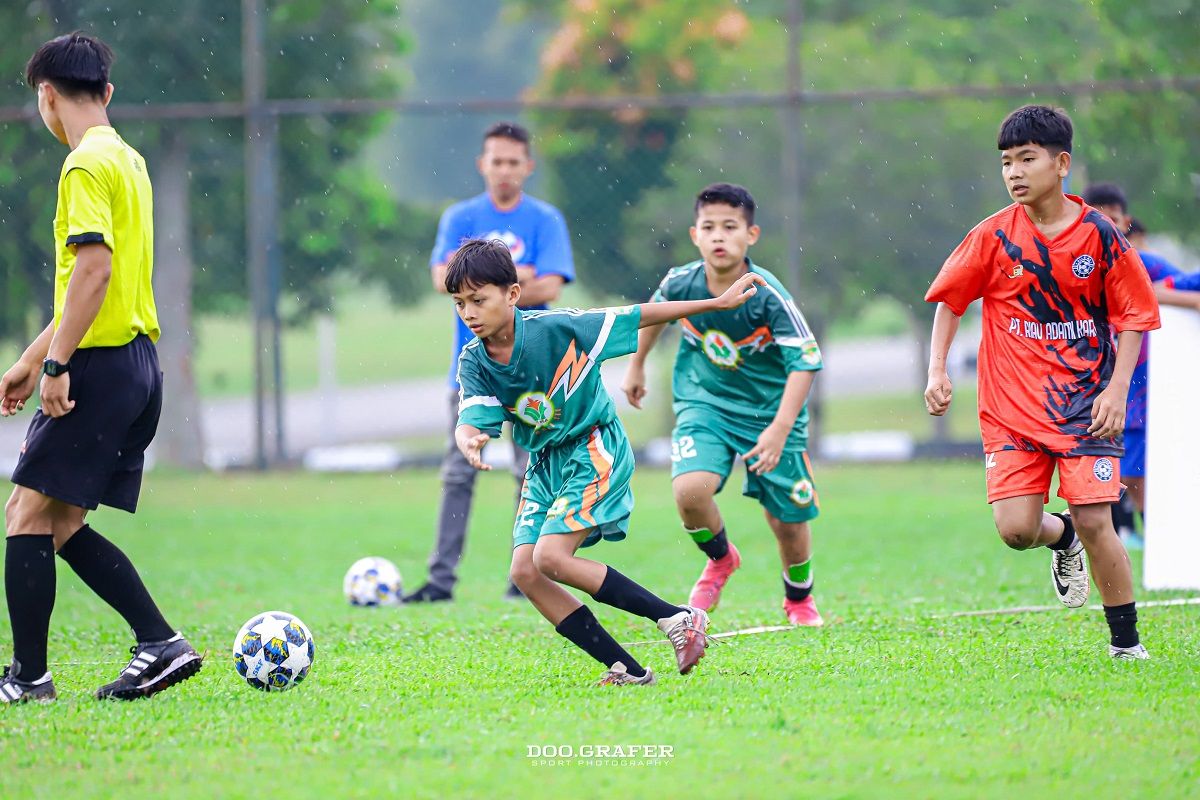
[687,543,741,612]
[783,596,824,627]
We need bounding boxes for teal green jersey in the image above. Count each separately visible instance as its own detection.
[652,260,822,433]
[456,305,642,453]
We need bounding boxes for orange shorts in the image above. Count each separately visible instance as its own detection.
[984,449,1121,505]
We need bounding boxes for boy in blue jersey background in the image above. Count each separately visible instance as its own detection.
[1082,184,1200,545]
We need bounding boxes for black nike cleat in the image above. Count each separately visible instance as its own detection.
[96,633,203,701]
[0,661,56,704]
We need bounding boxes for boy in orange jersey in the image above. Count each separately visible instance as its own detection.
[924,105,1159,659]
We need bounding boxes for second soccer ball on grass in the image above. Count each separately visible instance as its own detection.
[343,557,404,607]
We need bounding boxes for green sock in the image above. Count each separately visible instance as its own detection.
[783,559,812,601]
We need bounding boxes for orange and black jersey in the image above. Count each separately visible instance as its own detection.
[926,196,1160,457]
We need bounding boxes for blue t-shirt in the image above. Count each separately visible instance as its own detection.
[1126,251,1184,430]
[431,192,575,387]
[1140,251,1182,284]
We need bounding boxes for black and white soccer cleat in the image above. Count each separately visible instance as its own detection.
[96,633,203,700]
[0,661,56,704]
[1050,514,1090,608]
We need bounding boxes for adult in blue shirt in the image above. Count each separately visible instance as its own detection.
[404,122,575,603]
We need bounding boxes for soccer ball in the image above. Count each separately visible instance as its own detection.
[343,556,403,606]
[232,611,315,691]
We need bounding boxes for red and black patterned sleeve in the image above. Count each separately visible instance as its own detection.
[925,223,994,316]
[1105,248,1161,334]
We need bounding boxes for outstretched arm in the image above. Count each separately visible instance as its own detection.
[454,423,492,471]
[636,273,764,328]
[1154,282,1200,311]
[924,302,960,416]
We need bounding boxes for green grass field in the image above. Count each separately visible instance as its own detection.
[822,383,981,440]
[3,463,1196,798]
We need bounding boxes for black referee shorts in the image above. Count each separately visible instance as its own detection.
[11,334,163,513]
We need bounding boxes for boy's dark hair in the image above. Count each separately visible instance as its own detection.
[695,182,756,225]
[1127,217,1146,236]
[25,32,114,100]
[1081,182,1128,213]
[445,239,519,293]
[483,121,531,154]
[996,104,1073,155]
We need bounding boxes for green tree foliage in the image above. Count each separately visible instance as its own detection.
[520,0,1198,321]
[520,1,756,299]
[0,0,431,347]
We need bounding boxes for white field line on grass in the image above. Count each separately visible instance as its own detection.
[621,624,796,647]
[932,596,1200,619]
[619,598,1200,646]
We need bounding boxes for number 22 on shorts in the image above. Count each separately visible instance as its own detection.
[672,435,697,463]
[517,501,540,528]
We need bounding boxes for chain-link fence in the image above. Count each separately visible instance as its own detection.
[1,0,1197,468]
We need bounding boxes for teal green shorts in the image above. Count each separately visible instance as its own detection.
[670,404,819,524]
[513,421,635,548]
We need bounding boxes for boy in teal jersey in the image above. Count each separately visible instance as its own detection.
[450,238,764,685]
[622,184,825,627]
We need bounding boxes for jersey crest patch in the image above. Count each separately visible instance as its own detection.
[790,479,815,507]
[1071,254,1096,279]
[515,391,556,430]
[800,338,821,366]
[702,330,740,369]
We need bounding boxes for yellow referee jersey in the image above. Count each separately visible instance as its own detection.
[53,125,159,347]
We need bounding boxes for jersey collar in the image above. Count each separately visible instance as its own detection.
[483,191,525,215]
[80,125,117,142]
[1017,193,1087,248]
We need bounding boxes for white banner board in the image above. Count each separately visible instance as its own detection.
[1144,306,1200,590]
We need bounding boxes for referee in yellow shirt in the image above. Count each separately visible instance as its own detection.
[0,33,201,703]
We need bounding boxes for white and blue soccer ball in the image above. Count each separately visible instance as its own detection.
[232,611,315,691]
[343,556,403,607]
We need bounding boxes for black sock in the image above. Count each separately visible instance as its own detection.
[783,579,813,601]
[555,605,645,676]
[1104,602,1140,649]
[591,567,683,622]
[1111,493,1136,534]
[57,525,174,643]
[1047,512,1077,551]
[688,526,729,560]
[5,534,56,680]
